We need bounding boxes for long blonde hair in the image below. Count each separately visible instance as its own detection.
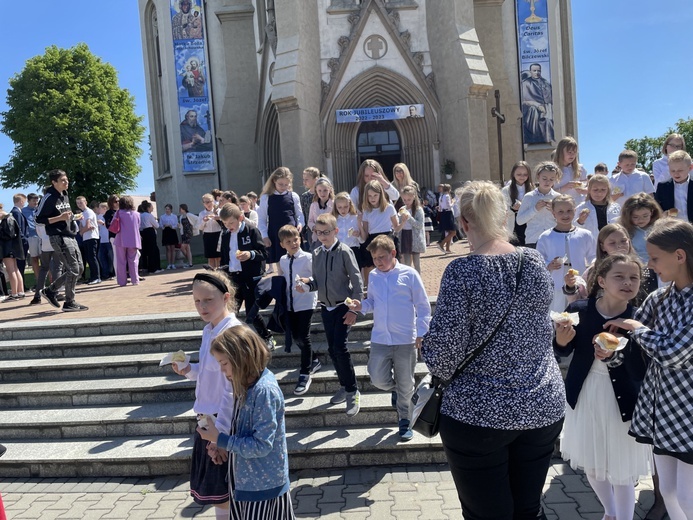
[261,166,293,196]
[392,163,415,192]
[355,159,386,211]
[554,136,581,179]
[457,181,509,241]
[332,191,357,217]
[210,325,270,404]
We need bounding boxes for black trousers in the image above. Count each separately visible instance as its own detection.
[230,273,270,340]
[440,414,563,520]
[288,309,314,374]
[140,228,161,273]
[321,304,357,392]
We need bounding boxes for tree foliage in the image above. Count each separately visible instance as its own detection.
[625,118,693,173]
[0,43,144,203]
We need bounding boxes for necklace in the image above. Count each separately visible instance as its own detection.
[469,238,495,255]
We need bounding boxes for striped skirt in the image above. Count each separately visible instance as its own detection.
[229,490,294,519]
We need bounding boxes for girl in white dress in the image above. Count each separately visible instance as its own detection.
[555,254,652,520]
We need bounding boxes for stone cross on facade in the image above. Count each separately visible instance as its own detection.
[364,34,387,60]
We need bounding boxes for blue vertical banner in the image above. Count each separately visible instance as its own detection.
[170,0,215,172]
[516,0,554,145]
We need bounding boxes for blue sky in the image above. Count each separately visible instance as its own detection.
[1,1,692,206]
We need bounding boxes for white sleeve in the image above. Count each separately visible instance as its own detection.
[516,193,536,225]
[385,184,400,202]
[293,192,305,227]
[214,379,234,435]
[642,173,655,194]
[257,194,269,238]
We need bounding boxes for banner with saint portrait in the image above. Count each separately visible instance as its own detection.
[516,0,554,145]
[170,0,215,172]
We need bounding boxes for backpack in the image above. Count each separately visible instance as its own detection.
[0,215,17,241]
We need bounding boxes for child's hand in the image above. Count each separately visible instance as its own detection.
[603,318,644,333]
[236,251,251,262]
[348,299,362,311]
[343,310,357,326]
[548,257,564,271]
[295,277,310,293]
[554,321,575,347]
[197,421,219,443]
[577,208,590,225]
[512,201,521,211]
[171,362,191,376]
[535,200,548,211]
[563,271,577,288]
[611,192,624,201]
[263,237,271,248]
[593,338,615,360]
[415,337,423,349]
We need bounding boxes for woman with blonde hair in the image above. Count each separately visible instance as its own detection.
[422,181,565,519]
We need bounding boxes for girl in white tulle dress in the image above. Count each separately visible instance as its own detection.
[554,254,652,520]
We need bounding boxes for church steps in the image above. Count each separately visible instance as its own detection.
[0,425,444,478]
[0,342,371,382]
[0,305,442,477]
[0,364,429,409]
[0,393,400,440]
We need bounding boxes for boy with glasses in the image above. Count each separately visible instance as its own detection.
[297,214,363,417]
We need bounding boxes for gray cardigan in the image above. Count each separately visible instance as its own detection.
[307,240,363,307]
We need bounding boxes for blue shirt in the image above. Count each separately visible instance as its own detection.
[21,206,37,238]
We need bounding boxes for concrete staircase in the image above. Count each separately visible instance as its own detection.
[0,307,445,478]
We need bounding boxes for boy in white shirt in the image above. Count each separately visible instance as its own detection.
[610,149,655,202]
[516,162,561,247]
[76,196,101,285]
[351,235,431,441]
[277,225,321,395]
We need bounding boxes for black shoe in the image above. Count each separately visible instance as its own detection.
[56,294,66,301]
[63,301,89,312]
[29,296,42,305]
[41,288,61,308]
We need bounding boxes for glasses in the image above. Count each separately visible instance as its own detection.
[667,143,684,150]
[315,229,335,236]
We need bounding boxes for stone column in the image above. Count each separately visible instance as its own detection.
[212,1,260,194]
[272,0,323,175]
[426,0,494,183]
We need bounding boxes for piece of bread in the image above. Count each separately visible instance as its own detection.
[596,332,620,351]
[567,269,579,276]
[171,350,187,363]
[235,250,243,258]
[344,297,354,306]
[669,208,679,217]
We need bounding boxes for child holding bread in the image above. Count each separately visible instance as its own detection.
[554,254,651,520]
[170,271,243,517]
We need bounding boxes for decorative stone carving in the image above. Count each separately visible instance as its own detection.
[363,34,388,60]
[412,52,424,69]
[265,0,277,55]
[399,30,411,50]
[328,58,341,79]
[321,80,331,102]
[387,9,400,28]
[425,72,436,93]
[338,36,351,55]
[348,13,360,33]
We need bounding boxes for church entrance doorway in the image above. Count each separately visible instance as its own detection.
[356,120,401,180]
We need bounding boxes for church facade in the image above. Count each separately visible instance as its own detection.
[138,0,576,209]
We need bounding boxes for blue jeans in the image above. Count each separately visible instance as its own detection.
[321,305,357,393]
[97,241,114,278]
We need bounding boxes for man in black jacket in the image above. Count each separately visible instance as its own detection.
[218,203,274,348]
[654,150,693,223]
[35,169,87,312]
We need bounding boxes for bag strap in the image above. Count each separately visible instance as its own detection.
[442,248,525,388]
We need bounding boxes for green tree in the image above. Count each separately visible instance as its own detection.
[625,117,693,172]
[0,43,144,203]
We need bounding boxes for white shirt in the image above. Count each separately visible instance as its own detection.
[573,201,621,240]
[257,191,305,238]
[139,212,160,230]
[79,207,100,241]
[197,209,222,233]
[36,223,53,252]
[336,213,361,248]
[652,156,670,189]
[185,314,242,417]
[280,249,317,312]
[555,165,588,204]
[96,214,110,243]
[360,261,431,344]
[227,221,245,273]
[515,188,560,244]
[160,213,178,229]
[350,185,400,212]
[537,227,596,312]
[610,171,655,200]
[438,193,452,211]
[244,209,258,225]
[674,178,690,221]
[362,204,397,234]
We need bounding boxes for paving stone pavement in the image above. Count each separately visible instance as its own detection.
[2,461,655,519]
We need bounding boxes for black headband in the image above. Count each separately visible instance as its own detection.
[193,273,229,294]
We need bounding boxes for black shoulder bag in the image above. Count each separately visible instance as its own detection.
[411,249,525,437]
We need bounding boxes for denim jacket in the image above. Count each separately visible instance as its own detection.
[217,368,290,501]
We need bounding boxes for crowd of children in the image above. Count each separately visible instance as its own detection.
[3,147,692,518]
